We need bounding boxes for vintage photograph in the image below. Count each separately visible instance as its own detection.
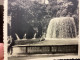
[5,0,79,60]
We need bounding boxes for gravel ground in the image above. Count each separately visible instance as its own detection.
[8,53,78,60]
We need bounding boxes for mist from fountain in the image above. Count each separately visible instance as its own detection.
[46,17,77,39]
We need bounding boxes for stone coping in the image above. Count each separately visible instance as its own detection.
[13,39,78,47]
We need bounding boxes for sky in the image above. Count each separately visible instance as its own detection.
[0,0,3,5]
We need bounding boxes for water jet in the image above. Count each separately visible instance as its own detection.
[46,17,77,39]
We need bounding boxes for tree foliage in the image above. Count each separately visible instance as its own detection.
[8,0,79,39]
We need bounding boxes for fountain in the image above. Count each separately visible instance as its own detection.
[12,17,78,55]
[46,17,77,39]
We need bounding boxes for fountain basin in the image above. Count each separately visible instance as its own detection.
[12,38,78,56]
[14,38,41,45]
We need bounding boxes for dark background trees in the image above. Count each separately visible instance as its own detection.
[8,0,79,40]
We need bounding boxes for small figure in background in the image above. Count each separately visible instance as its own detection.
[7,36,14,55]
